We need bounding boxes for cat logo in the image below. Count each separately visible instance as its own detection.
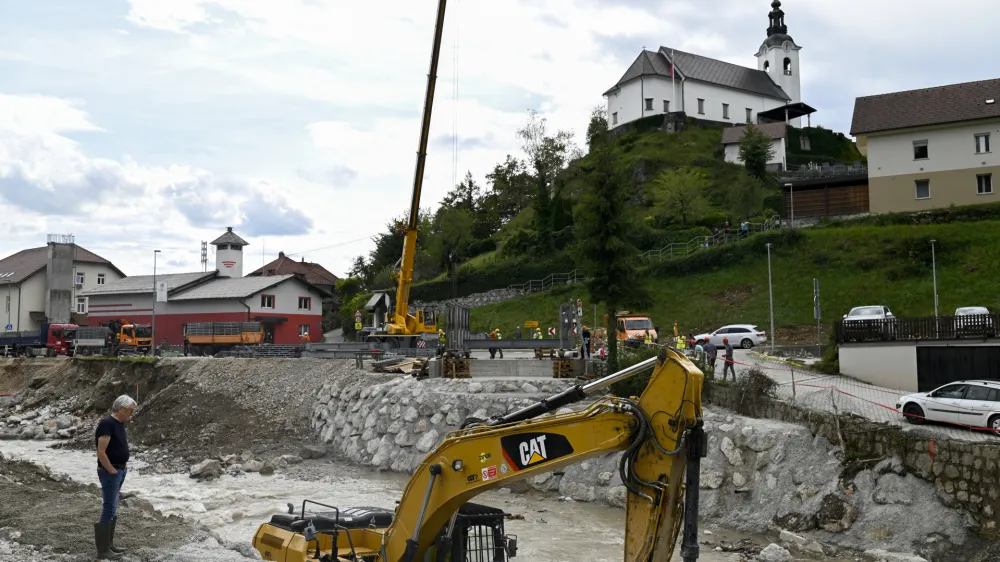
[519,435,548,466]
[500,432,574,471]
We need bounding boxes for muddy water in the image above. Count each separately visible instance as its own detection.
[2,441,810,561]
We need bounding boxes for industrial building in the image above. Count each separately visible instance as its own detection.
[82,228,330,345]
[0,234,126,331]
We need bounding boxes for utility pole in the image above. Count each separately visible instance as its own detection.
[785,183,794,228]
[930,239,939,318]
[767,243,775,353]
[152,250,161,347]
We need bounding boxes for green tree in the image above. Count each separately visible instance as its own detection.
[428,207,475,297]
[531,158,553,253]
[729,170,765,220]
[585,105,609,151]
[738,123,776,182]
[648,168,711,226]
[573,129,640,372]
[485,155,533,224]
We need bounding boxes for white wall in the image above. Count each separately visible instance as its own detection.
[11,273,47,331]
[215,246,244,278]
[249,279,323,317]
[682,80,786,125]
[606,76,680,128]
[757,42,802,126]
[866,119,1000,178]
[71,263,124,315]
[724,138,787,168]
[839,342,919,392]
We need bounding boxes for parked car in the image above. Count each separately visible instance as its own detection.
[840,305,896,341]
[955,306,996,337]
[693,325,767,349]
[897,380,1000,431]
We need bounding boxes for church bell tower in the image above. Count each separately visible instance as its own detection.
[756,1,802,123]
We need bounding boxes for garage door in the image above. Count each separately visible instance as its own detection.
[916,346,1000,392]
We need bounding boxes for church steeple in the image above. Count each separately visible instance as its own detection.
[767,0,788,37]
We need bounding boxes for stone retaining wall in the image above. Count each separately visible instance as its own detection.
[706,382,1000,537]
[411,287,526,311]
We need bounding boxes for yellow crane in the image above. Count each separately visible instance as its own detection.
[371,0,448,349]
[251,347,707,561]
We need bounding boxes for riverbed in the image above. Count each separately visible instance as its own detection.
[0,440,855,561]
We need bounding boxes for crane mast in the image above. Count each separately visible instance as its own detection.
[387,0,448,340]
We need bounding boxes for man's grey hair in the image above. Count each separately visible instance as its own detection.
[112,395,137,413]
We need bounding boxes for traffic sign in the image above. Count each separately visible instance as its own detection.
[576,299,583,317]
[572,326,578,335]
[354,309,362,322]
[354,322,362,330]
[4,324,11,331]
[813,278,821,321]
[548,327,556,336]
[524,320,539,328]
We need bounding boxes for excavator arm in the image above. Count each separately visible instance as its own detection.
[382,347,706,562]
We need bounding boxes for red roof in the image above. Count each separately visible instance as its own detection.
[246,252,339,287]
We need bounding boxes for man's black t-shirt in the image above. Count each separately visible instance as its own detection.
[95,416,129,467]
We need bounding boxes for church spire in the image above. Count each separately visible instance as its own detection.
[767,0,788,37]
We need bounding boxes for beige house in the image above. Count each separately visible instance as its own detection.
[851,78,1000,213]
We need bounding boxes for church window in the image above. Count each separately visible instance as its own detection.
[697,99,705,115]
[913,140,929,160]
[663,100,670,112]
[783,58,792,75]
[764,61,770,71]
[722,103,730,119]
[612,112,618,125]
[645,98,653,111]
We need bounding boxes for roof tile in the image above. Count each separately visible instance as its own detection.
[0,244,124,285]
[851,78,1000,136]
[82,271,215,296]
[721,122,789,144]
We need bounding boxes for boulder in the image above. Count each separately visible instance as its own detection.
[300,444,327,459]
[189,459,223,480]
[756,544,793,562]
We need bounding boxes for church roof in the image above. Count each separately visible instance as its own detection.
[662,48,790,101]
[851,78,1000,136]
[603,48,789,102]
[211,227,249,247]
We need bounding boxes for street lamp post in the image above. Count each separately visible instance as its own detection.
[784,183,794,228]
[767,242,775,353]
[930,239,939,318]
[152,250,161,348]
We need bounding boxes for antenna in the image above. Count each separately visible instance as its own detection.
[200,241,208,272]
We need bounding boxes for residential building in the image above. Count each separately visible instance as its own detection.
[722,122,789,171]
[247,251,340,314]
[82,227,330,345]
[604,1,813,130]
[851,78,1000,213]
[0,235,125,332]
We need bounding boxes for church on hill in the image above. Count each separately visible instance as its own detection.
[603,0,814,130]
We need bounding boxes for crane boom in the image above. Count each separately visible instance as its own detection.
[387,0,448,340]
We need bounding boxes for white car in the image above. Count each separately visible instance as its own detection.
[896,380,1000,431]
[843,305,895,322]
[841,305,896,341]
[693,325,767,349]
[955,306,996,337]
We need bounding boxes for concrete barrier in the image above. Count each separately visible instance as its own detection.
[464,358,584,378]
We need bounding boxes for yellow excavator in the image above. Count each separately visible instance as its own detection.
[251,347,706,561]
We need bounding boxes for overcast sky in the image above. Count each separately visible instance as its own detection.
[1,0,996,278]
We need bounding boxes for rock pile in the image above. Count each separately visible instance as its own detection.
[188,444,327,480]
[0,401,84,441]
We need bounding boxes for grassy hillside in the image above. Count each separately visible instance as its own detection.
[469,220,1000,343]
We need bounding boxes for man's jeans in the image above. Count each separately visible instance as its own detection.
[98,466,127,524]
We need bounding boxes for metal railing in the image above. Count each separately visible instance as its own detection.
[505,270,583,294]
[777,163,868,180]
[639,215,781,263]
[834,314,999,343]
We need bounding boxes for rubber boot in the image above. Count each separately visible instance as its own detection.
[110,517,125,554]
[94,523,122,560]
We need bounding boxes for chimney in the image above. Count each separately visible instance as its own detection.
[278,251,285,258]
[301,257,306,263]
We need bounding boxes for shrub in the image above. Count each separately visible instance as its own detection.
[732,366,778,416]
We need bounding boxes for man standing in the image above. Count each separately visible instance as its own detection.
[581,325,591,359]
[721,337,737,381]
[702,340,718,378]
[94,395,136,560]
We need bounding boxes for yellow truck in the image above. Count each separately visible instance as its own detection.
[183,321,263,356]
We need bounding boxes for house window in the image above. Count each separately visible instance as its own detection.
[976,133,991,154]
[644,98,653,111]
[298,296,312,310]
[697,98,705,115]
[97,273,105,285]
[746,108,753,123]
[978,174,994,195]
[611,112,618,125]
[260,294,275,309]
[76,297,87,314]
[266,269,275,275]
[299,324,310,336]
[915,179,931,199]
[663,100,670,112]
[800,136,811,151]
[722,103,730,119]
[75,272,85,286]
[913,140,929,160]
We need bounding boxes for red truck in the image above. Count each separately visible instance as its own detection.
[0,323,78,357]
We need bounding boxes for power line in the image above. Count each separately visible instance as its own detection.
[283,234,379,258]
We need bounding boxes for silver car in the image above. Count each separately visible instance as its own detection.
[693,324,767,349]
[896,380,1000,431]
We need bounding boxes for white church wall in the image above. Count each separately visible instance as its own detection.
[682,80,786,125]
[606,76,679,128]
